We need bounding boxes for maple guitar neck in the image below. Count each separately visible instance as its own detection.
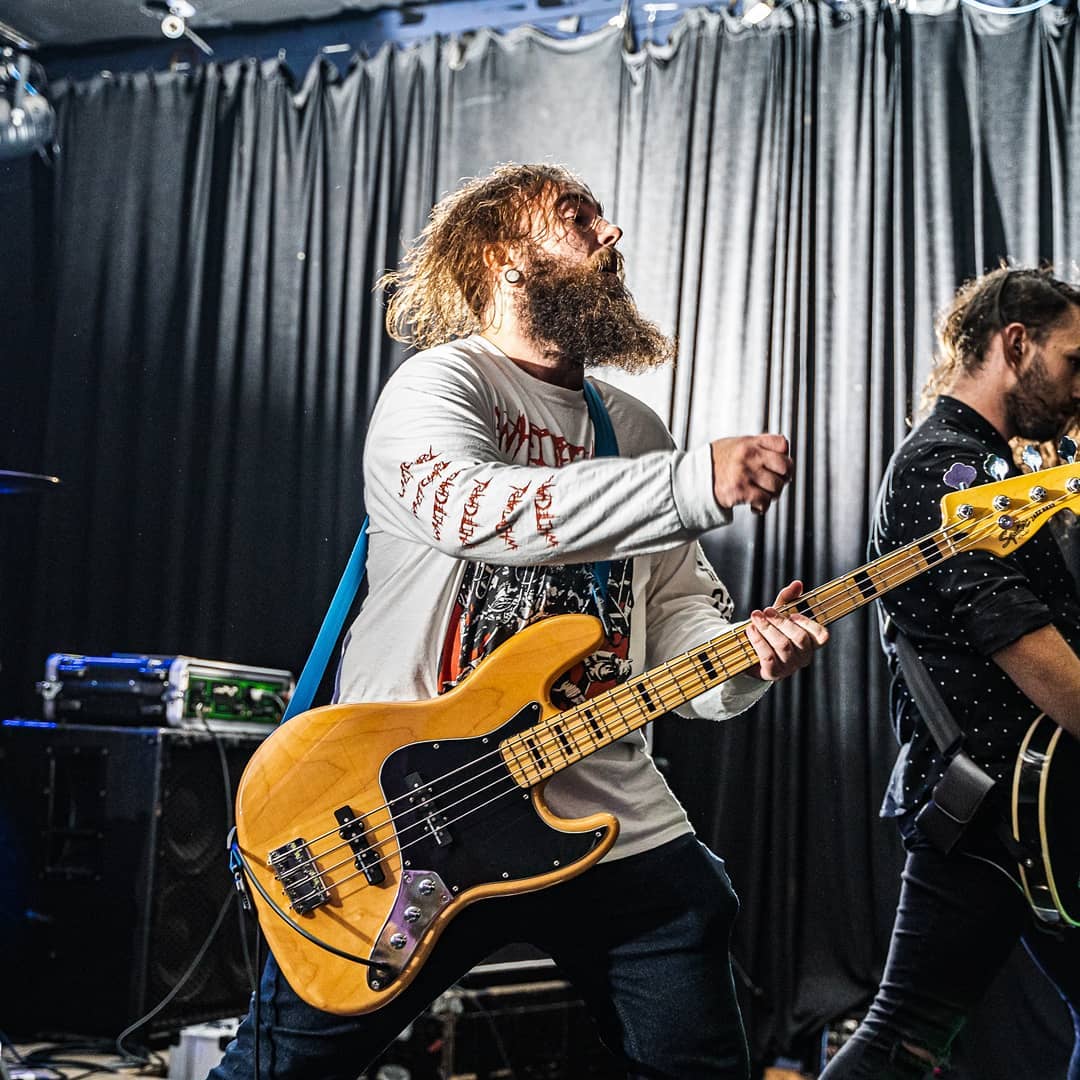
[499,524,958,788]
[229,460,1077,1019]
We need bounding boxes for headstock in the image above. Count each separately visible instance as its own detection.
[939,462,1080,557]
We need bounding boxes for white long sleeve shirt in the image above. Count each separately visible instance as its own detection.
[336,335,768,859]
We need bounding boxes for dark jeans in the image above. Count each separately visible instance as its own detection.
[820,819,1080,1079]
[209,833,749,1080]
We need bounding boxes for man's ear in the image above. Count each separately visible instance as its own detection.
[483,243,510,273]
[1003,322,1027,368]
[485,241,529,273]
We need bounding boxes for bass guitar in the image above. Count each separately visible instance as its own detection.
[233,461,1080,1014]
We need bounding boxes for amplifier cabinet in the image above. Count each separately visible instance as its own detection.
[0,720,264,1039]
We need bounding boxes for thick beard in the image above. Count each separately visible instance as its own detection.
[516,248,676,373]
[1005,352,1077,443]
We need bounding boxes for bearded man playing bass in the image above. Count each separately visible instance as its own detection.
[210,163,827,1080]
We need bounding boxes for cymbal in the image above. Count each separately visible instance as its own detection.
[0,470,62,495]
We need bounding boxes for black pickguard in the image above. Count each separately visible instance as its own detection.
[378,703,608,893]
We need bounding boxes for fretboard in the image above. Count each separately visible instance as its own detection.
[499,526,961,788]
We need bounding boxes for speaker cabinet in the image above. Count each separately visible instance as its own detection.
[0,720,264,1039]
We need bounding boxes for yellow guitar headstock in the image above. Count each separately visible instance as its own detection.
[940,462,1080,556]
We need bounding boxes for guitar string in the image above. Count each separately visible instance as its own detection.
[275,498,1057,905]
[275,510,977,870]
[278,496,1043,868]
[275,494,1066,901]
[278,502,1046,905]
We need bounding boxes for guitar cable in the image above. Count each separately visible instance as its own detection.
[254,931,262,1080]
[197,711,259,989]
[108,720,258,1075]
[113,890,236,1067]
[228,836,391,975]
[960,850,1027,898]
[228,838,392,1080]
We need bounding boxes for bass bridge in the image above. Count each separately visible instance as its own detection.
[268,805,387,916]
[267,838,331,914]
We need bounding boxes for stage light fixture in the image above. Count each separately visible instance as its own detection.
[0,50,54,162]
[140,1,213,55]
[161,13,187,38]
[741,0,777,24]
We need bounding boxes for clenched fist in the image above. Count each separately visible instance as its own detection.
[710,434,793,515]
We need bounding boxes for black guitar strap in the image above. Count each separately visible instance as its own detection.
[893,633,965,757]
[895,632,1040,865]
[893,632,997,853]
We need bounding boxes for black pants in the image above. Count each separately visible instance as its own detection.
[821,820,1080,1078]
[209,834,750,1080]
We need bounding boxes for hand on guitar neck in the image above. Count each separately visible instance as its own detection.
[233,461,1080,1014]
[707,435,829,679]
[745,579,830,682]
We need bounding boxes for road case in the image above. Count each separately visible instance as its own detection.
[38,653,293,729]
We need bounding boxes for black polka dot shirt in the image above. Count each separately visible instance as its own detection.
[870,396,1080,816]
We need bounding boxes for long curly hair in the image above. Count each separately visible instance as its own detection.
[381,163,591,348]
[920,264,1080,417]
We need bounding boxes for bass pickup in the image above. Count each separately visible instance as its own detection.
[335,805,386,885]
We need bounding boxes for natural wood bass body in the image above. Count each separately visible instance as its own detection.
[235,615,618,1016]
[234,462,1080,1015]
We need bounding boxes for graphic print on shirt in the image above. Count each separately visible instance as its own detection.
[393,405,595,551]
[493,405,593,467]
[436,401,628,704]
[438,558,635,707]
[392,396,732,707]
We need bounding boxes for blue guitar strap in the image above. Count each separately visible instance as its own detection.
[582,379,618,603]
[282,378,617,722]
[282,519,369,721]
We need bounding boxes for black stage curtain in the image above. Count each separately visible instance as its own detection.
[2,0,1080,1063]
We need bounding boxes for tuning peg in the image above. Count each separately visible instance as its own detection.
[943,462,978,491]
[1059,435,1077,464]
[983,455,1010,482]
[1021,445,1043,473]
